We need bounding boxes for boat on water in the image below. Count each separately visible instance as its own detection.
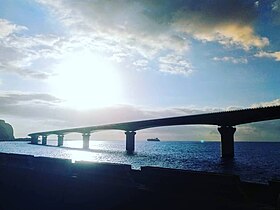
[147,138,160,142]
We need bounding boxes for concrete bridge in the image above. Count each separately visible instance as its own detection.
[28,105,280,158]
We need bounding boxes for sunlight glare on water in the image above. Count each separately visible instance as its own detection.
[0,140,280,183]
[68,150,94,163]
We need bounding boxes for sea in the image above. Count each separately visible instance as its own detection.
[0,140,279,184]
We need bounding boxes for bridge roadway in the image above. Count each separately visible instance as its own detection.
[28,105,280,158]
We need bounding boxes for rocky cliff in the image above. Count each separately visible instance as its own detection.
[0,120,15,140]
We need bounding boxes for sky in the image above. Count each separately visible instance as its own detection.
[0,0,280,141]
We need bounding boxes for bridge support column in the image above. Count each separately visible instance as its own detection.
[125,131,136,154]
[31,135,39,144]
[82,133,90,149]
[57,134,64,147]
[42,135,47,145]
[218,126,236,158]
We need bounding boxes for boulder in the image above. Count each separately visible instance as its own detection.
[0,120,15,140]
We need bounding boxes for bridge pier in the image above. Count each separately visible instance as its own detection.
[82,133,91,149]
[125,131,136,154]
[57,134,64,147]
[218,126,236,158]
[31,135,39,144]
[42,135,47,145]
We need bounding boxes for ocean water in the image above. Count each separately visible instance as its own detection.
[0,140,279,184]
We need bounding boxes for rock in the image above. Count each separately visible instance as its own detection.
[0,120,15,140]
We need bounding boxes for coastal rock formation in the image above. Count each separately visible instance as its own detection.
[0,120,15,140]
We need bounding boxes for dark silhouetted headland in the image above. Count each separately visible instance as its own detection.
[0,120,14,141]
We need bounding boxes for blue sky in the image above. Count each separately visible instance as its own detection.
[0,0,279,141]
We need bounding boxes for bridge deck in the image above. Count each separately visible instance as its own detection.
[29,105,280,136]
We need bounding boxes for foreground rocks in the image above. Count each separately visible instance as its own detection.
[0,152,278,210]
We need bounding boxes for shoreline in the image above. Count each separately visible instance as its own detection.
[0,152,279,209]
[5,139,280,142]
[1,141,279,184]
[0,140,30,142]
[0,138,31,142]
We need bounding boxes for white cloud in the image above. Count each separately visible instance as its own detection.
[40,0,266,51]
[255,1,259,8]
[213,56,248,64]
[168,0,269,50]
[173,13,269,50]
[159,54,193,76]
[0,19,65,79]
[272,0,280,12]
[0,19,27,38]
[36,0,188,53]
[0,0,270,82]
[133,59,149,71]
[33,1,194,75]
[255,51,280,61]
[32,2,178,74]
[0,91,62,105]
[31,0,270,81]
[251,99,280,107]
[271,0,280,24]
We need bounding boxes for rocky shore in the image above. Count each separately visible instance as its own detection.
[0,152,278,210]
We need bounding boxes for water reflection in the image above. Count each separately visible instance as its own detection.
[219,158,237,174]
[68,150,93,163]
[0,141,279,183]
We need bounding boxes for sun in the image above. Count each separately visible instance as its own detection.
[49,50,123,109]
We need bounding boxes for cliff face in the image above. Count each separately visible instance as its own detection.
[0,120,15,140]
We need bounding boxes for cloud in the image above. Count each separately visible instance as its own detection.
[251,99,280,107]
[272,0,280,23]
[213,56,248,64]
[0,92,205,125]
[1,91,279,141]
[0,0,270,82]
[171,0,269,50]
[0,92,66,135]
[159,54,193,76]
[36,0,188,53]
[0,92,62,104]
[254,51,280,61]
[33,1,193,75]
[0,90,219,138]
[0,19,27,38]
[273,0,280,11]
[133,59,149,71]
[0,63,51,79]
[54,0,265,53]
[2,98,280,141]
[0,18,64,79]
[33,0,268,77]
